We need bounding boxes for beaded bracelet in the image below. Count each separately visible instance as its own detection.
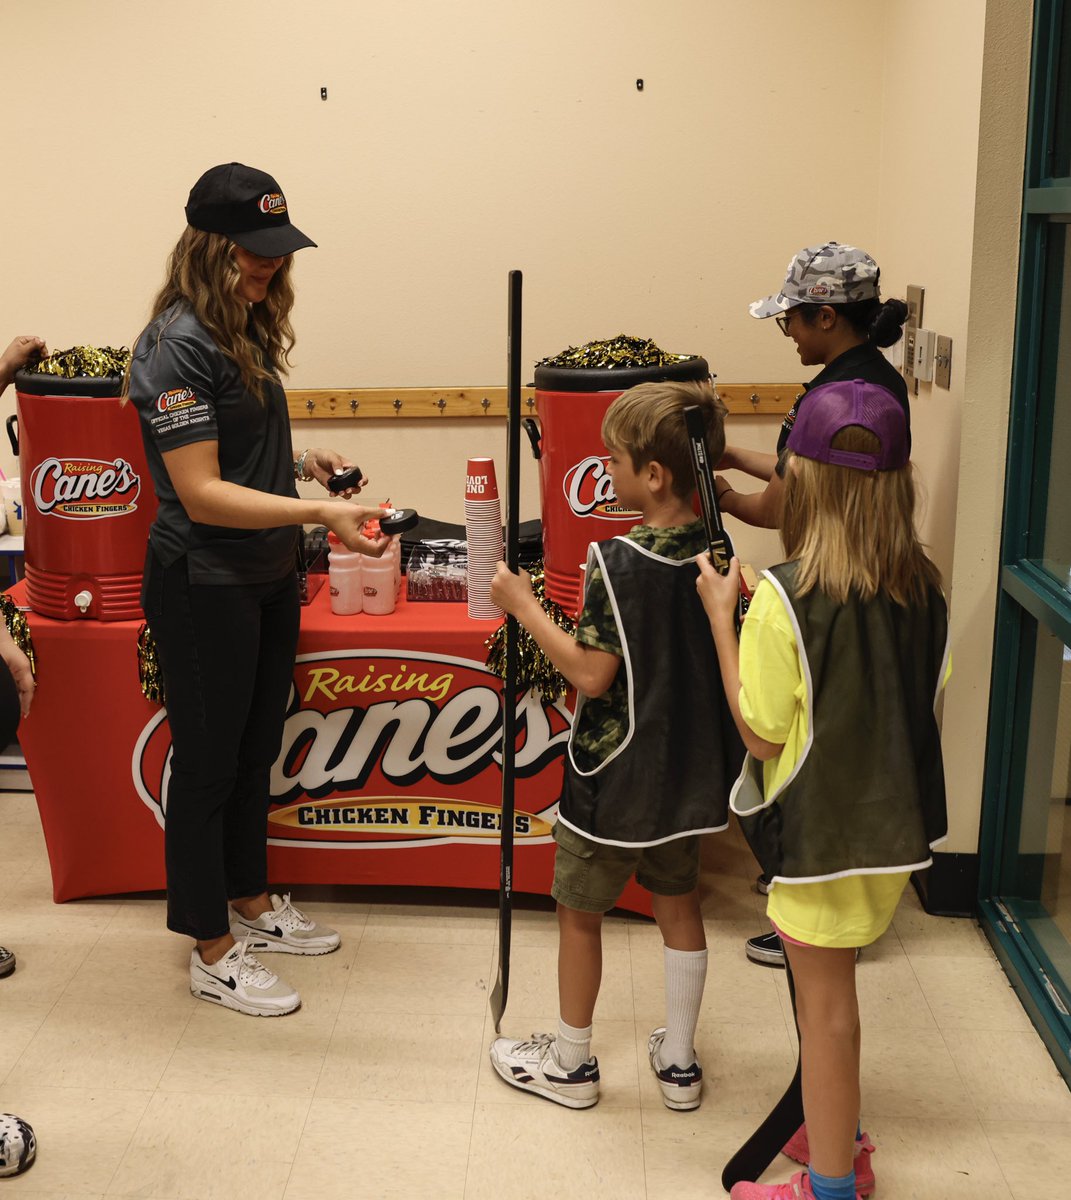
[293,448,314,482]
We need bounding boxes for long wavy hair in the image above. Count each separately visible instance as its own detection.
[124,227,296,402]
[780,425,942,606]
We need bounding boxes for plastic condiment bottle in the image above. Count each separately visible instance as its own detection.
[361,548,396,615]
[390,534,402,597]
[327,532,363,615]
[377,504,405,598]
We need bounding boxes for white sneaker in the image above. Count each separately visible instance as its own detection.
[190,938,301,1016]
[647,1028,703,1110]
[489,1033,600,1109]
[229,893,340,955]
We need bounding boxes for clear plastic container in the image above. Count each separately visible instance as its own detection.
[327,533,363,615]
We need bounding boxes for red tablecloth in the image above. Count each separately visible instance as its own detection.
[13,580,653,914]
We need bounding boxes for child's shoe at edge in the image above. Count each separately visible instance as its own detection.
[730,1169,863,1200]
[647,1027,703,1110]
[489,1033,599,1108]
[782,1123,875,1197]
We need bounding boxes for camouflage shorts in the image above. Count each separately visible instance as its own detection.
[551,822,700,913]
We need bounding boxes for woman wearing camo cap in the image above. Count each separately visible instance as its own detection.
[713,244,909,1195]
[715,242,909,532]
[718,245,909,967]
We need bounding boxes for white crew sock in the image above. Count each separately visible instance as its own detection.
[659,946,708,1068]
[555,1017,593,1071]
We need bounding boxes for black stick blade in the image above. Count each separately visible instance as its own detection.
[683,404,734,574]
[721,962,804,1188]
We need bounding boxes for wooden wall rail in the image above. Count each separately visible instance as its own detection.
[286,383,801,421]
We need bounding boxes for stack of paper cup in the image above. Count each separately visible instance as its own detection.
[465,457,503,620]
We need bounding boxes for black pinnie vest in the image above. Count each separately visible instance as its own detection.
[557,537,744,846]
[731,562,949,882]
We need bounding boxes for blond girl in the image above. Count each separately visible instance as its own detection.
[698,379,949,1200]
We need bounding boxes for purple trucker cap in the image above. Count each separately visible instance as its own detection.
[787,379,909,472]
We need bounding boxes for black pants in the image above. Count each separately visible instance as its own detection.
[0,664,20,748]
[143,551,300,940]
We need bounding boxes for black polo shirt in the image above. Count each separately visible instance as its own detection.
[776,342,911,457]
[128,303,299,584]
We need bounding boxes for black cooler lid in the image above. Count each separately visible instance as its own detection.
[14,369,125,398]
[533,356,710,393]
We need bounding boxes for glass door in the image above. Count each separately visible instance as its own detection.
[980,0,1071,1079]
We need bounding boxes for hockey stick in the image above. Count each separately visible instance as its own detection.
[683,404,742,624]
[685,401,803,1182]
[721,961,804,1190]
[489,269,523,1034]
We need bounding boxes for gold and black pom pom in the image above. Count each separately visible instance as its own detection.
[485,565,575,701]
[137,623,165,705]
[0,594,36,679]
[22,345,131,379]
[536,334,696,372]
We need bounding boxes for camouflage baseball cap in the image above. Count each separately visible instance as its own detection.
[749,242,880,318]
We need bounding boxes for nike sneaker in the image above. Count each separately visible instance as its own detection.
[189,938,300,1016]
[229,892,340,955]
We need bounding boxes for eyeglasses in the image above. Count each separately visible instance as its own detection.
[775,312,795,337]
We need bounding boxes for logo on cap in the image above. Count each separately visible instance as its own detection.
[807,283,831,298]
[259,193,287,216]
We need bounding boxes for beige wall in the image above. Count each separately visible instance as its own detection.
[1,0,886,572]
[0,1,1034,854]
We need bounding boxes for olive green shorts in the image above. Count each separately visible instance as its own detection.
[551,822,700,914]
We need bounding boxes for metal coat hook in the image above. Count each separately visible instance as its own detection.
[349,399,359,414]
[393,398,403,413]
[481,397,492,413]
[305,398,315,413]
[436,397,447,413]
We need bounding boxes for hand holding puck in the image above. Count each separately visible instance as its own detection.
[327,465,364,494]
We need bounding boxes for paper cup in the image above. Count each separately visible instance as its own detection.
[0,479,23,536]
[466,458,499,502]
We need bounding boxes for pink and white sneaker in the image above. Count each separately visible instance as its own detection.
[730,1169,866,1200]
[781,1124,875,1197]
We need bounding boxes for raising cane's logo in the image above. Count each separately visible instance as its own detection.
[30,456,141,520]
[157,386,197,413]
[132,650,571,848]
[563,455,642,520]
[259,192,287,215]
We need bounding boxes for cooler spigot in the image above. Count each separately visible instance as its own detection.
[74,590,93,613]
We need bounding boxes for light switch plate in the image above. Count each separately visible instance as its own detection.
[903,285,925,386]
[903,326,918,384]
[906,284,925,329]
[935,335,953,388]
[914,328,936,382]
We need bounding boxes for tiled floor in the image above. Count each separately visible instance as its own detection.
[2,789,1071,1199]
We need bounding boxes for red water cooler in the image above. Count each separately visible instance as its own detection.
[531,357,710,613]
[12,372,157,621]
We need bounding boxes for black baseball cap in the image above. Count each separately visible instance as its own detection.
[185,162,317,256]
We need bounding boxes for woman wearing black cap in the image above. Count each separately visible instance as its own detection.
[126,162,387,1016]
